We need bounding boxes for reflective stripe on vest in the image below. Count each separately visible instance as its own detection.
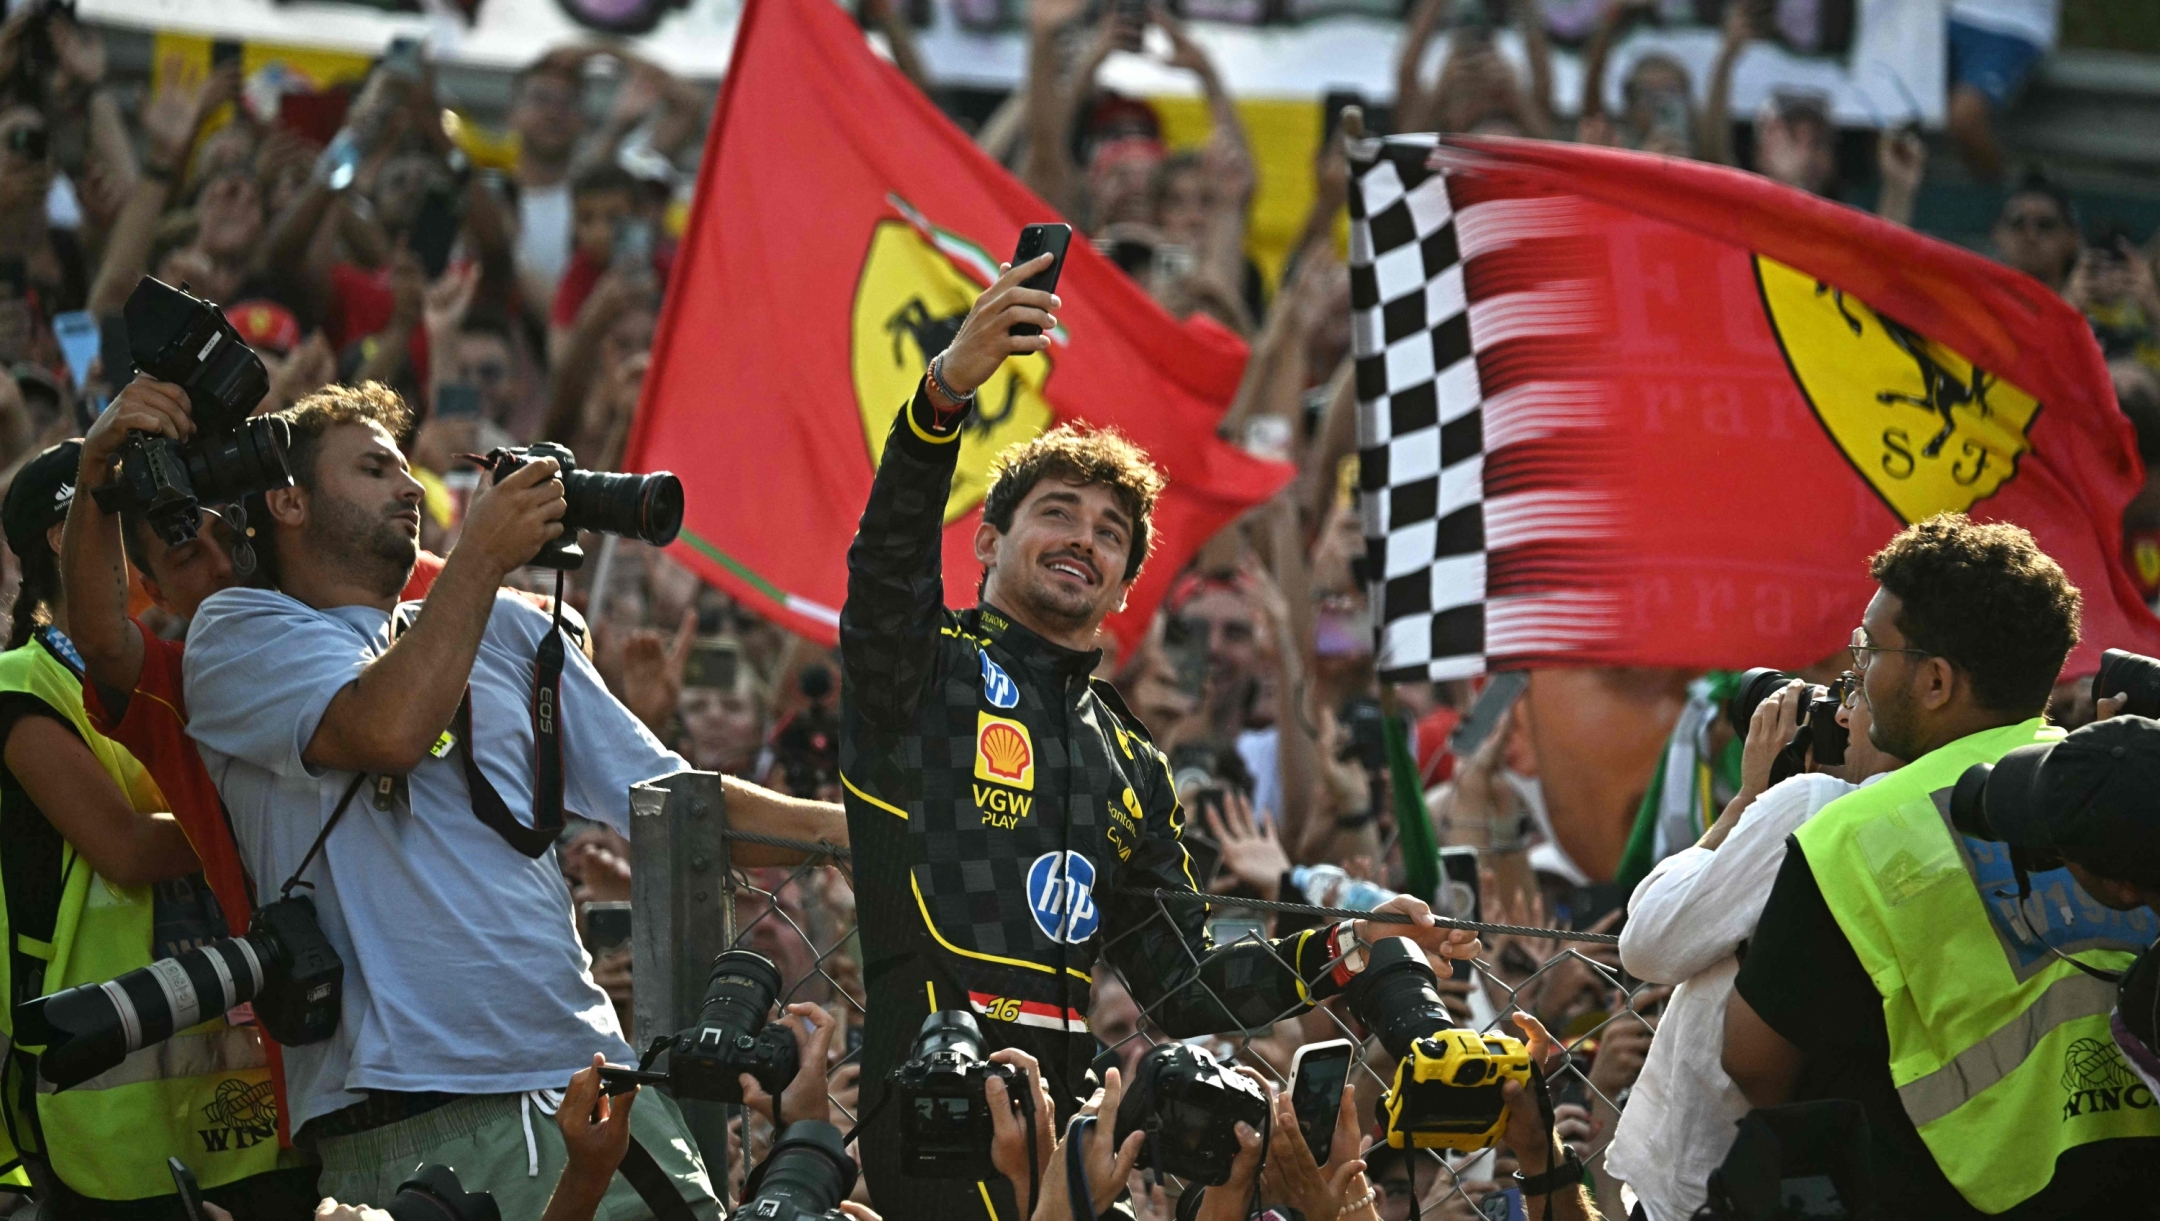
[0,636,283,1198]
[1796,718,2160,1214]
[35,1025,267,1095]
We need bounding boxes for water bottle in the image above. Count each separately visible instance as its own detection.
[1292,864,1394,912]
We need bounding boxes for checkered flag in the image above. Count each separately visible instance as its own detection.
[1348,135,1621,682]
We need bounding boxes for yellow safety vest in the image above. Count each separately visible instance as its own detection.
[1796,718,2160,1214]
[0,630,282,1200]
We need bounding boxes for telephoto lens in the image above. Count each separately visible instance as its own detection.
[1114,1042,1270,1185]
[666,949,800,1104]
[16,895,340,1089]
[739,1121,859,1221]
[893,1009,1021,1176]
[1948,747,2066,870]
[1728,667,1847,784]
[478,442,683,570]
[2096,648,2160,720]
[1728,668,1798,740]
[185,415,291,511]
[1344,937,1530,1151]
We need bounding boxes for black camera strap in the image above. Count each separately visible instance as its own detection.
[615,1136,699,1221]
[279,772,371,899]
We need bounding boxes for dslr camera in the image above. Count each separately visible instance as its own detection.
[476,441,683,570]
[91,277,294,546]
[739,1121,858,1221]
[385,1165,500,1221]
[17,895,341,1089]
[1729,668,1852,787]
[1345,936,1531,1152]
[1114,1042,1269,1185]
[890,1009,1029,1177]
[605,949,798,1106]
[2096,648,2160,719]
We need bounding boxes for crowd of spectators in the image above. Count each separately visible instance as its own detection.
[0,0,2154,1218]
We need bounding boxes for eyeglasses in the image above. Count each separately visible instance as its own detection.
[1849,628,1932,673]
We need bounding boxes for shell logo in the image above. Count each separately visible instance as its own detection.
[974,712,1035,791]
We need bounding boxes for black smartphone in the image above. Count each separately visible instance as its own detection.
[1007,223,1073,338]
[1289,1038,1356,1163]
[435,382,482,420]
[583,901,632,953]
[1440,846,1481,981]
[1449,670,1528,758]
[211,39,244,71]
[382,35,425,81]
[683,637,740,691]
[1161,616,1209,703]
[408,184,464,280]
[170,1157,208,1221]
[611,215,656,273]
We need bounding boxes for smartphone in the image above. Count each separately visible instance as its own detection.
[408,184,463,280]
[382,35,426,81]
[1448,670,1528,758]
[1161,616,1209,703]
[583,901,632,953]
[1007,223,1073,338]
[1477,1187,1526,1221]
[211,39,244,71]
[1289,1038,1356,1164]
[1149,243,1195,283]
[170,1157,208,1221]
[51,309,98,391]
[1206,914,1267,947]
[98,311,131,385]
[1438,846,1480,922]
[434,382,481,420]
[683,637,740,691]
[611,215,656,273]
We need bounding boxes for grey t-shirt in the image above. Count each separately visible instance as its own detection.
[183,586,686,1127]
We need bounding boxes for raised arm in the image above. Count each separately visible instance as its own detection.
[1159,11,1255,294]
[723,775,849,865]
[1703,1,1753,167]
[842,255,1057,728]
[87,62,240,315]
[302,459,565,773]
[1513,0,1555,138]
[1396,0,1450,135]
[1020,0,1101,218]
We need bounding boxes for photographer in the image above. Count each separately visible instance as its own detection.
[1605,677,1900,1221]
[174,383,725,1215]
[1723,516,2160,1216]
[840,255,1478,1221]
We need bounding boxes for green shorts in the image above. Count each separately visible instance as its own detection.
[312,1090,721,1221]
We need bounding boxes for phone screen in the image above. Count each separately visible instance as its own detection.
[684,639,739,691]
[1291,1042,1354,1163]
[1162,616,1209,702]
[170,1157,208,1221]
[583,901,632,953]
[409,186,463,280]
[435,383,482,421]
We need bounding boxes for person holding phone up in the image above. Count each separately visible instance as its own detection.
[839,244,1484,1221]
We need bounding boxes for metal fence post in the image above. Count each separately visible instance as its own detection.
[630,770,735,1169]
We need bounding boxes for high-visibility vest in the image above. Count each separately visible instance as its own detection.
[1796,717,2160,1214]
[0,630,283,1200]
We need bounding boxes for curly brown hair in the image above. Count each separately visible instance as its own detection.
[982,424,1166,583]
[1868,513,2082,716]
[277,382,413,491]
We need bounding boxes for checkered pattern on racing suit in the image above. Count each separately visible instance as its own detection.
[839,385,1348,1221]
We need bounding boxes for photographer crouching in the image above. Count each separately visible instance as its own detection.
[168,381,724,1215]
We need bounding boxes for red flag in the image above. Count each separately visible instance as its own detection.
[1360,135,2158,680]
[625,0,1289,652]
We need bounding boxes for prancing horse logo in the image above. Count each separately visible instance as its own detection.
[1756,256,2040,524]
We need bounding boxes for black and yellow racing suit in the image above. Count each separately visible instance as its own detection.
[840,385,1345,1221]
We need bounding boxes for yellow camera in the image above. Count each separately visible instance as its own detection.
[1378,1028,1534,1151]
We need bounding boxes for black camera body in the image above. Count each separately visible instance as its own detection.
[385,1165,500,1221]
[478,441,684,570]
[740,1121,859,1221]
[91,277,293,546]
[1114,1042,1269,1185]
[660,950,800,1104]
[2096,648,2160,720]
[891,1009,1024,1177]
[1730,668,1851,786]
[17,893,342,1090]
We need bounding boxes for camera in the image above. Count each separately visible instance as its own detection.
[606,950,799,1105]
[1344,936,1531,1152]
[739,1121,858,1221]
[891,1009,1027,1177]
[386,1165,500,1221]
[16,895,341,1090]
[1114,1042,1269,1185]
[2096,648,2160,720]
[477,441,683,570]
[90,277,294,547]
[1729,668,1852,787]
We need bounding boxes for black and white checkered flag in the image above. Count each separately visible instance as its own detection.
[1348,135,1619,682]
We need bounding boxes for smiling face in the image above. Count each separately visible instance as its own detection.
[975,479,1136,641]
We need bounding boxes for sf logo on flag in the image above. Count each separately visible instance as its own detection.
[1027,851,1100,944]
[851,203,1055,522]
[1756,257,2040,523]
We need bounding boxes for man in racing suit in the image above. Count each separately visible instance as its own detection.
[839,254,1478,1221]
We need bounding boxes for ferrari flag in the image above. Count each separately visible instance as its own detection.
[626,0,1288,649]
[1348,134,2160,682]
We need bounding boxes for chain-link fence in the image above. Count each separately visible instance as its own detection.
[706,828,1661,1220]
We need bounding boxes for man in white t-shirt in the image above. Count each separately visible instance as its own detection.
[1605,676,1902,1221]
[1946,0,2061,180]
[510,55,586,310]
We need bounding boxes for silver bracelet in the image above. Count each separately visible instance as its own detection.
[927,353,976,409]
